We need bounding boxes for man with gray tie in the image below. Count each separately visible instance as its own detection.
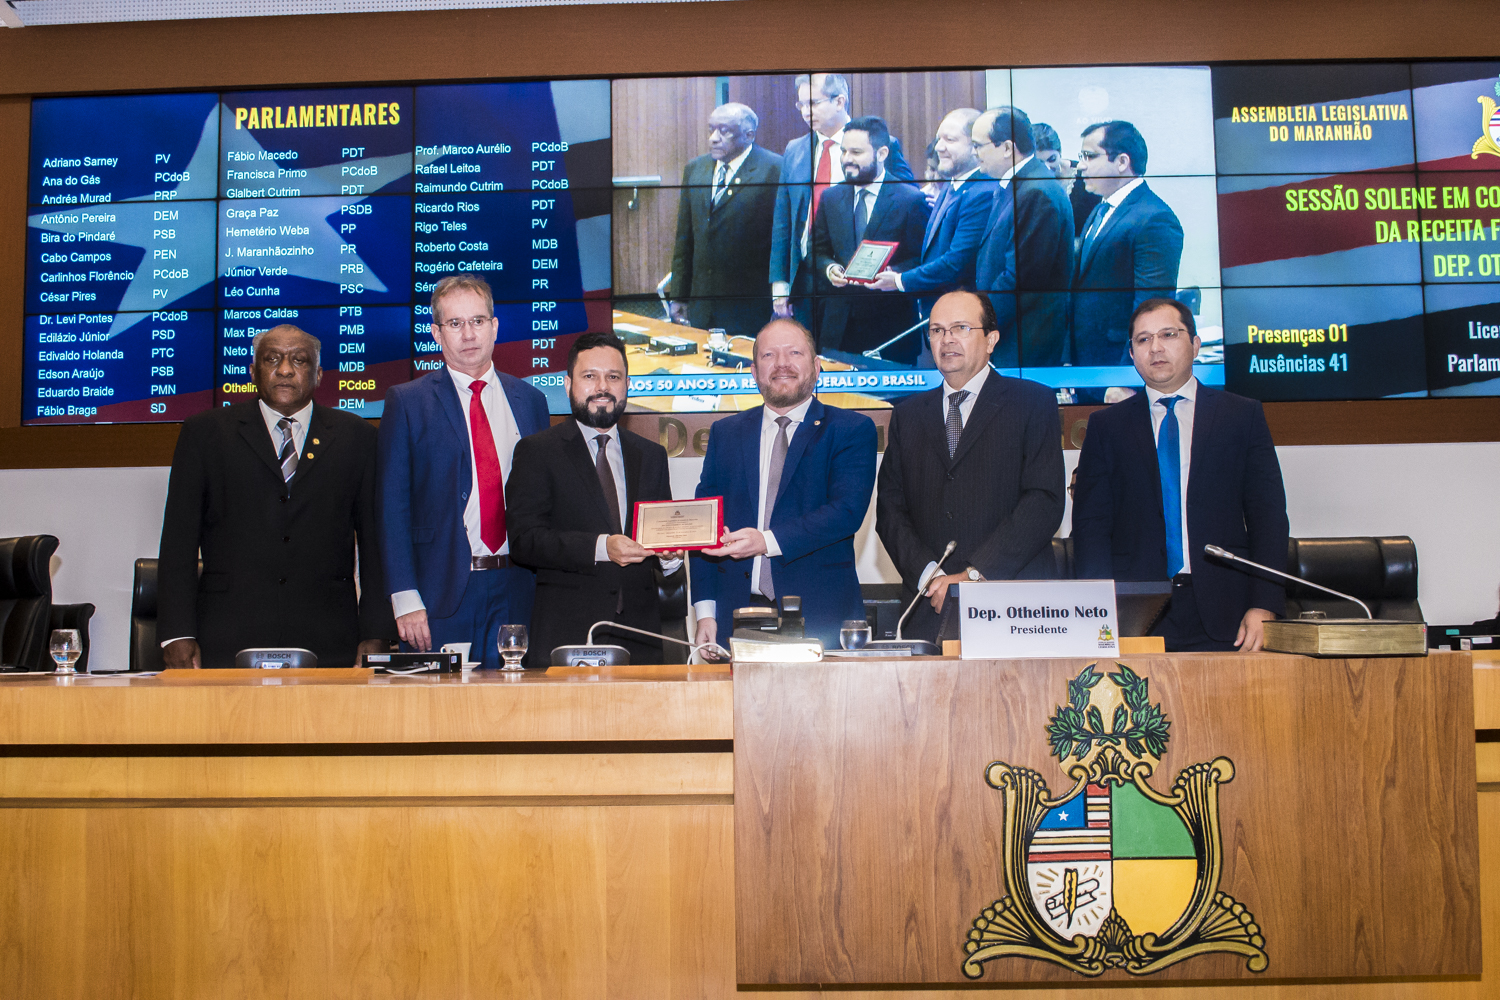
[507,331,679,667]
[158,324,396,668]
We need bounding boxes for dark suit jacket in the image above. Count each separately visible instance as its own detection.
[974,187,1017,357]
[157,401,396,668]
[508,420,674,667]
[769,131,914,290]
[1070,384,1289,643]
[377,368,550,620]
[812,179,930,361]
[691,397,877,646]
[876,371,1066,642]
[1011,156,1076,366]
[899,171,996,311]
[670,144,783,338]
[1070,180,1184,366]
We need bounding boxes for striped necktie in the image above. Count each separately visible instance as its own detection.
[276,416,298,483]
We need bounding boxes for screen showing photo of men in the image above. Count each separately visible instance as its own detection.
[610,67,1220,410]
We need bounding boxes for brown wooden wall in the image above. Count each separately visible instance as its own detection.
[1,0,1499,467]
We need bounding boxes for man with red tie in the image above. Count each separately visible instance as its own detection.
[377,274,550,669]
[768,72,913,332]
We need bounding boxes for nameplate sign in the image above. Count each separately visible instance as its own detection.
[958,580,1120,658]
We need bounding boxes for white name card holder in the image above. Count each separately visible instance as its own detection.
[957,579,1120,658]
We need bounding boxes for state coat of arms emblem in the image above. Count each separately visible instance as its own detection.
[963,663,1269,978]
[1473,74,1500,160]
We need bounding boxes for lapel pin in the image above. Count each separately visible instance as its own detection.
[814,419,821,426]
[305,452,314,459]
[312,437,320,445]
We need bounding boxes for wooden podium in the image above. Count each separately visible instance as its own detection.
[735,653,1485,988]
[0,654,1493,998]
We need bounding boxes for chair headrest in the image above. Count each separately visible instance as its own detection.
[133,558,159,618]
[1287,536,1418,600]
[0,535,59,600]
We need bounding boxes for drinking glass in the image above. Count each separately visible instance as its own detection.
[839,619,872,650]
[50,629,82,674]
[499,625,528,671]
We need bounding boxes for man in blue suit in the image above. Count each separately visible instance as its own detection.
[690,318,878,648]
[769,73,913,330]
[870,108,994,325]
[1071,298,1288,652]
[1070,120,1184,367]
[971,112,1019,358]
[377,274,550,669]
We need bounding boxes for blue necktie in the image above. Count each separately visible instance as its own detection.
[1157,395,1184,578]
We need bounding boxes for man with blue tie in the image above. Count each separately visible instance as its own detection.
[768,73,914,329]
[1070,298,1289,652]
[869,108,993,326]
[1070,120,1184,367]
[377,274,550,669]
[690,318,877,648]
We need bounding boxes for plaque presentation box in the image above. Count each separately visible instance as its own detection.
[632,496,723,551]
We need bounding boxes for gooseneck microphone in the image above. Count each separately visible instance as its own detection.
[1203,544,1372,619]
[547,620,731,666]
[896,540,958,641]
[863,317,931,361]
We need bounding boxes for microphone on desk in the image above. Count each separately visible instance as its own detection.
[862,317,931,362]
[1202,544,1372,619]
[895,540,958,641]
[550,621,732,666]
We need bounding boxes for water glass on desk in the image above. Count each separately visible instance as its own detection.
[839,619,872,650]
[499,625,528,671]
[50,629,82,674]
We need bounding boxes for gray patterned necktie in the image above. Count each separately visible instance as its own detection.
[945,390,970,458]
[277,417,298,482]
[757,416,792,601]
[594,433,623,536]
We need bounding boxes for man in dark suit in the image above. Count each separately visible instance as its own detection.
[970,106,1075,367]
[1070,120,1184,367]
[378,274,550,669]
[508,332,678,667]
[870,108,994,325]
[1071,298,1289,652]
[157,324,395,668]
[769,73,913,328]
[667,102,783,340]
[691,318,877,648]
[812,116,930,362]
[876,290,1066,643]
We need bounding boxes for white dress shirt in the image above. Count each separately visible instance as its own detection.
[824,171,884,284]
[1145,376,1197,575]
[583,423,683,572]
[692,395,813,625]
[711,144,754,199]
[259,398,313,457]
[162,398,315,648]
[998,154,1033,189]
[918,366,990,586]
[390,364,521,619]
[1086,176,1144,241]
[774,126,847,296]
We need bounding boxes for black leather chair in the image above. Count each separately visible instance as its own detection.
[130,557,164,672]
[1284,536,1422,621]
[1,535,95,671]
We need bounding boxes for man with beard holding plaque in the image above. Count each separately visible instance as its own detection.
[507,331,680,667]
[690,318,877,648]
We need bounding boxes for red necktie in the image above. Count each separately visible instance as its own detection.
[468,379,506,552]
[809,137,836,235]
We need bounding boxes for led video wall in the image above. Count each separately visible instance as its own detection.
[21,61,1500,423]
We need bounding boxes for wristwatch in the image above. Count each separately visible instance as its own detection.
[965,568,983,582]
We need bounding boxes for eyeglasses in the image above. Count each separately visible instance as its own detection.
[1131,327,1190,348]
[795,97,832,112]
[928,322,985,338]
[438,315,493,332]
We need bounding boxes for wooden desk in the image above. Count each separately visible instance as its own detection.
[0,657,1494,999]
